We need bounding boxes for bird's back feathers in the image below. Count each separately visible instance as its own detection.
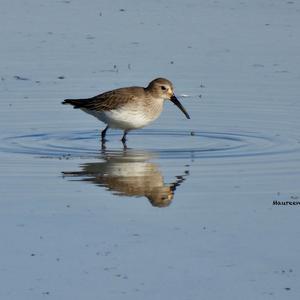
[62,87,144,111]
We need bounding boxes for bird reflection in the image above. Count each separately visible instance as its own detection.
[62,149,189,207]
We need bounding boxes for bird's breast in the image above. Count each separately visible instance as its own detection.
[82,98,164,130]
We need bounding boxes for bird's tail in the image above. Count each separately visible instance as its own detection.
[62,99,86,108]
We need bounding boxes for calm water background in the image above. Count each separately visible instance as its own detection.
[1,0,300,299]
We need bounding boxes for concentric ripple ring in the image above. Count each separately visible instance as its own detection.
[0,129,299,160]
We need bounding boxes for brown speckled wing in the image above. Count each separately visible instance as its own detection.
[63,87,142,111]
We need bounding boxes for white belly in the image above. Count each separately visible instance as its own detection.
[82,107,160,130]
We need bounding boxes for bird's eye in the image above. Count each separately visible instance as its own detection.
[161,86,166,90]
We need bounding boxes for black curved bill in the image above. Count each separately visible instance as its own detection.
[170,95,190,119]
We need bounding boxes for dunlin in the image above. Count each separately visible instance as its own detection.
[62,78,190,144]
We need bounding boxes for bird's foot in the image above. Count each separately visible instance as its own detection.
[101,139,107,151]
[121,138,128,149]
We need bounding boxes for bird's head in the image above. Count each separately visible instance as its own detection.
[146,78,190,119]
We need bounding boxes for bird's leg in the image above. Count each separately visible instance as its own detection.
[121,130,128,147]
[101,141,107,151]
[101,126,109,143]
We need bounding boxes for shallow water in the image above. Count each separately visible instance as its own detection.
[1,0,300,299]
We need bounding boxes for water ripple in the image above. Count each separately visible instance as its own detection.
[0,129,299,160]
